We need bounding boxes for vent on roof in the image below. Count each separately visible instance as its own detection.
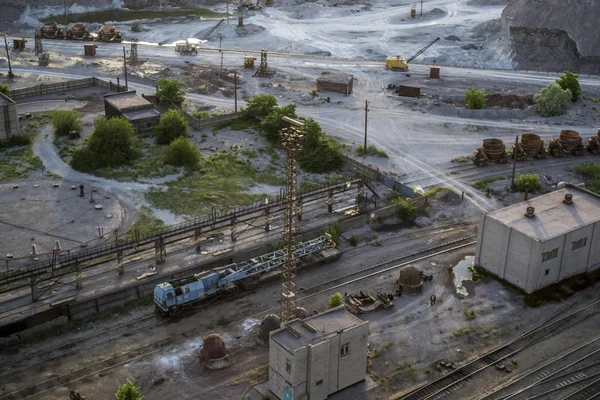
[302,322,316,333]
[563,194,573,205]
[525,206,535,218]
[288,327,301,337]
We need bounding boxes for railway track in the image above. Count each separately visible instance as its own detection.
[0,231,476,399]
[480,338,600,400]
[397,299,600,400]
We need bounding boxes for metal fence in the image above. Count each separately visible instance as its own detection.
[342,155,414,198]
[8,77,126,100]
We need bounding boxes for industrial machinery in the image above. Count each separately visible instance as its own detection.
[96,25,122,43]
[548,130,585,157]
[38,22,64,39]
[153,235,340,316]
[473,138,509,167]
[386,37,440,71]
[175,40,198,55]
[513,133,546,161]
[66,23,93,40]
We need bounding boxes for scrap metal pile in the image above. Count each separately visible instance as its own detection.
[38,22,123,43]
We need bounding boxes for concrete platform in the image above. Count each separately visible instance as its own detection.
[0,179,124,264]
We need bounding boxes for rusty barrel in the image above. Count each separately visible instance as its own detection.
[482,138,505,161]
[521,133,543,157]
[559,130,582,152]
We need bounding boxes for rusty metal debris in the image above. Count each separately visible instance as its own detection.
[345,291,393,313]
[587,129,600,154]
[201,333,230,369]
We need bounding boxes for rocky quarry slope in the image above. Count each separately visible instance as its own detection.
[502,0,600,74]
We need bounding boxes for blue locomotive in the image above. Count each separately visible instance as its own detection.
[154,235,337,316]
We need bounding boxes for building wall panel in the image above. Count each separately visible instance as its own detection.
[477,217,511,278]
[504,230,533,289]
[560,225,594,279]
[307,340,330,400]
[588,222,600,271]
[327,332,340,395]
[337,323,368,390]
[535,235,565,290]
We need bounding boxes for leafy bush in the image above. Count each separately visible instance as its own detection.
[299,118,343,173]
[329,292,343,308]
[464,87,487,109]
[191,110,210,120]
[154,109,189,144]
[164,136,201,169]
[311,89,317,97]
[534,83,572,117]
[156,78,185,107]
[0,134,32,149]
[514,173,541,192]
[115,379,144,400]
[70,117,138,172]
[556,71,581,102]
[324,224,341,243]
[51,110,82,137]
[126,207,166,241]
[355,144,388,158]
[260,104,297,142]
[390,196,422,220]
[348,235,358,246]
[0,83,9,97]
[245,94,278,119]
[566,163,600,194]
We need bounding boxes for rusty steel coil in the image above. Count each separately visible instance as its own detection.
[482,138,505,160]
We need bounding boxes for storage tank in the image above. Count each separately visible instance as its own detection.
[201,333,230,369]
[396,266,423,295]
[257,314,281,346]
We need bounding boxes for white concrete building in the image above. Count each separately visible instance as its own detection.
[475,185,600,293]
[0,92,20,141]
[269,306,369,400]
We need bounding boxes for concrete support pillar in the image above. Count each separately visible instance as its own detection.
[75,266,83,289]
[231,218,237,242]
[297,201,303,221]
[357,182,365,212]
[117,250,124,275]
[31,276,39,302]
[155,237,166,264]
[264,207,270,232]
[327,189,334,213]
[195,228,202,253]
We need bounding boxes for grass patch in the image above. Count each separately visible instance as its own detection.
[566,163,600,194]
[463,309,475,320]
[472,176,504,191]
[395,360,418,381]
[468,265,485,281]
[146,152,264,215]
[356,144,389,158]
[514,173,541,192]
[425,187,454,197]
[126,207,166,240]
[370,347,383,359]
[0,144,44,181]
[324,224,342,243]
[388,194,426,220]
[348,234,359,246]
[255,171,285,186]
[452,327,473,337]
[212,116,260,133]
[451,155,474,164]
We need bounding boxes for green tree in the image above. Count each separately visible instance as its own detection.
[556,71,581,102]
[164,136,201,169]
[154,109,189,145]
[514,173,541,192]
[51,110,82,137]
[298,118,343,173]
[245,94,278,120]
[191,110,210,120]
[0,83,9,97]
[115,379,144,400]
[156,78,185,107]
[534,83,572,117]
[71,117,138,172]
[329,292,343,308]
[260,104,297,142]
[464,87,487,109]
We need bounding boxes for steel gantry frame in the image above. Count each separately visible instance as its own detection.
[281,117,304,323]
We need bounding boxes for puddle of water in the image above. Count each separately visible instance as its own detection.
[155,338,203,370]
[41,8,224,25]
[242,318,260,331]
[452,256,475,297]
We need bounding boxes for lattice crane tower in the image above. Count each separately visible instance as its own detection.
[280,116,304,322]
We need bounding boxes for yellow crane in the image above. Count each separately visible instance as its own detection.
[386,37,440,71]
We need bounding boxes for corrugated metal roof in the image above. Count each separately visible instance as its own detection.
[317,72,353,84]
[487,187,600,241]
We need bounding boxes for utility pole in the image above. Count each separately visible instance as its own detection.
[234,71,238,112]
[64,0,67,26]
[4,36,14,78]
[511,135,518,189]
[226,1,229,24]
[420,0,423,16]
[122,46,128,91]
[219,36,223,76]
[364,100,370,150]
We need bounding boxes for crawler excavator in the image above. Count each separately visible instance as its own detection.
[386,37,440,71]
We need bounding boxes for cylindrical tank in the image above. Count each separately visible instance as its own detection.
[201,333,230,369]
[257,314,281,346]
[395,266,423,295]
[521,133,543,157]
[70,23,87,39]
[559,130,582,152]
[482,138,505,161]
